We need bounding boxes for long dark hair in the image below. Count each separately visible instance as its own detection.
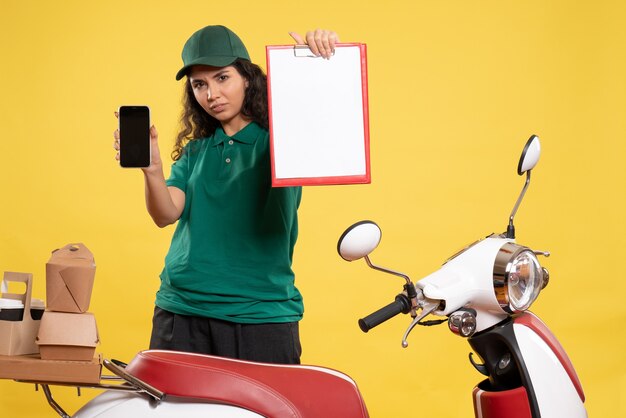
[172,59,268,161]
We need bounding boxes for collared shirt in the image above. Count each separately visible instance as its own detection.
[156,122,303,323]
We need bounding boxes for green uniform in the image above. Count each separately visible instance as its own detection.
[155,122,303,324]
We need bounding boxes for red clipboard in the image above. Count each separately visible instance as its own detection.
[266,43,370,187]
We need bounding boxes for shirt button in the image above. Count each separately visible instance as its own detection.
[225,158,231,164]
[228,140,234,145]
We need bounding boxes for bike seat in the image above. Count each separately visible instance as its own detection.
[125,350,369,418]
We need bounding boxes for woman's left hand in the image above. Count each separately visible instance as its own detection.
[289,29,340,59]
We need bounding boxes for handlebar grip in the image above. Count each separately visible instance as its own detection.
[358,294,412,333]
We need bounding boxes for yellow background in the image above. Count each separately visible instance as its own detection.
[1,1,625,417]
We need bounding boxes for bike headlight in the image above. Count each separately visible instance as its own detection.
[493,243,545,313]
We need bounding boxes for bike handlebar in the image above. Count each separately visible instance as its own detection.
[358,294,412,333]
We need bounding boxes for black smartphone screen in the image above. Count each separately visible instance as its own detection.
[119,105,151,168]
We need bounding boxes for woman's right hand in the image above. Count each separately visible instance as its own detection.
[113,111,163,173]
[113,111,184,227]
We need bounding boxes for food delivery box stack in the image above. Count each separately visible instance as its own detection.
[0,244,102,384]
[37,243,99,361]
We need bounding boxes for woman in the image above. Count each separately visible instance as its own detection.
[114,25,339,364]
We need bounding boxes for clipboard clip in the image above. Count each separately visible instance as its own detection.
[293,45,335,58]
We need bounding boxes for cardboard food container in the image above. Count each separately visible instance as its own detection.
[36,311,99,361]
[46,243,96,313]
[0,272,41,356]
[0,353,102,384]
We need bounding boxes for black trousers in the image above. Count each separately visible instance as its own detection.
[149,306,302,364]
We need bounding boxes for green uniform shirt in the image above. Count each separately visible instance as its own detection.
[156,122,303,324]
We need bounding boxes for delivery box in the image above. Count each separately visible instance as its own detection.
[36,311,99,361]
[0,353,102,384]
[0,272,42,356]
[46,243,96,313]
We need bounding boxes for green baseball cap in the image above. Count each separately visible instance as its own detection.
[175,25,250,80]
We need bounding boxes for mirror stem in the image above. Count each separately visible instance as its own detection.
[507,170,532,239]
[364,255,412,286]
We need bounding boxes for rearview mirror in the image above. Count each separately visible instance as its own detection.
[518,135,541,175]
[337,221,382,261]
[507,134,541,238]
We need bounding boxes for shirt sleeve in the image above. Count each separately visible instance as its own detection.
[166,146,190,192]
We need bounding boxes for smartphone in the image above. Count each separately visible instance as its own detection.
[118,105,151,168]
